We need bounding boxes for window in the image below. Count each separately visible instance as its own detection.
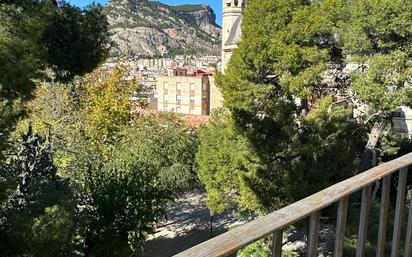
[176,95,182,105]
[190,96,196,105]
[176,82,182,90]
[190,83,196,91]
[163,82,168,89]
[203,82,208,91]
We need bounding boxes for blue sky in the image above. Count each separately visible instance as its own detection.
[67,0,223,25]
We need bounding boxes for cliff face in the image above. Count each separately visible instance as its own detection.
[105,0,222,59]
[175,5,221,39]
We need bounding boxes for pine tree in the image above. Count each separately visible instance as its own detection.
[0,126,74,257]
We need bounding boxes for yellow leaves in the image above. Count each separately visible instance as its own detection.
[80,66,134,150]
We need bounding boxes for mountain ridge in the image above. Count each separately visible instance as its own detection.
[105,0,222,59]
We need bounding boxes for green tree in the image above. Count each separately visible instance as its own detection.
[0,2,112,255]
[119,114,199,194]
[76,156,172,257]
[340,0,412,171]
[198,0,361,214]
[0,0,110,158]
[0,127,75,257]
[16,68,200,256]
[79,67,134,154]
[64,114,197,256]
[0,1,48,159]
[42,2,110,81]
[197,110,270,213]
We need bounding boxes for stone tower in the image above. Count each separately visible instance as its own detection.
[221,0,247,72]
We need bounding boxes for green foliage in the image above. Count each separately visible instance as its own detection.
[118,115,199,194]
[42,2,110,81]
[335,0,412,171]
[13,66,200,256]
[14,67,134,157]
[0,100,24,160]
[171,4,205,12]
[237,238,298,257]
[198,103,360,214]
[76,156,172,257]
[211,0,344,211]
[0,1,48,157]
[285,98,362,201]
[200,0,412,216]
[339,0,412,140]
[340,0,412,58]
[199,0,361,214]
[79,67,134,152]
[351,51,412,112]
[0,1,196,256]
[223,0,331,103]
[238,239,270,257]
[0,2,46,100]
[30,205,74,257]
[197,110,274,213]
[0,0,110,159]
[0,127,74,257]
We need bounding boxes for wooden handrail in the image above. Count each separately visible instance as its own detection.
[174,153,412,257]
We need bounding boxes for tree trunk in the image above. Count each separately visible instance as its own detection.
[357,117,389,173]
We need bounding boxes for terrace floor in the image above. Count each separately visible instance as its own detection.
[140,191,245,257]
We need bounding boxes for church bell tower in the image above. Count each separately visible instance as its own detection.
[222,0,247,72]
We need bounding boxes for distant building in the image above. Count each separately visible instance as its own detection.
[157,68,211,115]
[393,106,412,138]
[222,0,248,72]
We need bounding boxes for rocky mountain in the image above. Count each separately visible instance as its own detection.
[104,0,222,59]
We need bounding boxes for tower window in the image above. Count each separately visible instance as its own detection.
[226,3,231,7]
[234,0,238,6]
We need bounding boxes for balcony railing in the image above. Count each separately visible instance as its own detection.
[174,153,412,257]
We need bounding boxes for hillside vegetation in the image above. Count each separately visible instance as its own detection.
[171,4,206,12]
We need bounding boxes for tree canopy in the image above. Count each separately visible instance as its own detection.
[5,66,200,256]
[0,0,110,159]
[198,0,412,214]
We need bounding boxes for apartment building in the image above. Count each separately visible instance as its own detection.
[157,70,211,116]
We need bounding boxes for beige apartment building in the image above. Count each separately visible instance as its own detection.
[157,74,211,116]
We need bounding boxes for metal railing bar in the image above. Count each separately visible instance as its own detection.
[334,196,349,257]
[173,153,412,257]
[376,175,391,257]
[391,168,408,257]
[356,185,372,257]
[271,229,283,257]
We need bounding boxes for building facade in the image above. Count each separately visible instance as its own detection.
[393,106,412,138]
[222,0,247,72]
[157,72,211,116]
